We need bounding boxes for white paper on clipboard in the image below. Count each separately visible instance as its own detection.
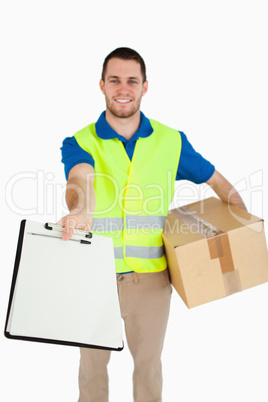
[5,220,124,351]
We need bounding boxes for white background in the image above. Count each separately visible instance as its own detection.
[1,1,267,401]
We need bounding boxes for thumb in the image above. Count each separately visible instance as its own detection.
[57,216,75,240]
[62,225,74,240]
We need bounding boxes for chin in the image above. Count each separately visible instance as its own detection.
[110,107,140,119]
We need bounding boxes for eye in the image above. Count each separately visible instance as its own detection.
[129,80,138,84]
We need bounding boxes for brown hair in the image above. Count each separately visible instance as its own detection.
[101,47,147,82]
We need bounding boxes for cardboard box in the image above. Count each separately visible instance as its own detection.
[162,197,268,308]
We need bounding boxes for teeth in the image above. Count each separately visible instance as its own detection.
[116,99,131,103]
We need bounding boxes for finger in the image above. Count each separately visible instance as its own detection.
[62,217,76,240]
[56,217,65,227]
[85,222,92,232]
[75,222,88,231]
[62,228,74,240]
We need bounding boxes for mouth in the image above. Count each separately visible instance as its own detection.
[114,98,132,104]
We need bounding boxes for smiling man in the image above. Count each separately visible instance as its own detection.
[99,56,149,141]
[100,57,148,120]
[60,47,246,402]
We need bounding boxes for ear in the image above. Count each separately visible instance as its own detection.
[99,79,105,94]
[142,80,148,96]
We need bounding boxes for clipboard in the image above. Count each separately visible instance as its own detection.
[4,220,124,351]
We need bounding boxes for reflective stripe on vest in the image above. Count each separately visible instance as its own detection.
[114,245,164,260]
[74,119,182,273]
[126,245,165,259]
[92,216,166,231]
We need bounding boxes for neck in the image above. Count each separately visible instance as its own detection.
[105,109,141,140]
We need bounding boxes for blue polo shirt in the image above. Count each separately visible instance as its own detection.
[61,111,215,183]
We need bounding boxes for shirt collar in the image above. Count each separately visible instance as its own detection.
[95,111,153,142]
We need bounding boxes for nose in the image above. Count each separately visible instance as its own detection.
[117,81,130,94]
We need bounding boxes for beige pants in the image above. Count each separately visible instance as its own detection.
[78,269,172,402]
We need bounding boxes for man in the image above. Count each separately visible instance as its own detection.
[59,47,246,402]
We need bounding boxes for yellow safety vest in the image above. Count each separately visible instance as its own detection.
[74,119,182,273]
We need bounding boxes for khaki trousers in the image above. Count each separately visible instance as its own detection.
[78,269,172,402]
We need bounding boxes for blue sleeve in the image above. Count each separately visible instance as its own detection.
[176,132,215,183]
[60,137,95,180]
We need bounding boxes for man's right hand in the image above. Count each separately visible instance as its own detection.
[57,212,92,240]
[58,163,96,240]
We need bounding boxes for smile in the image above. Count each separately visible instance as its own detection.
[115,99,132,104]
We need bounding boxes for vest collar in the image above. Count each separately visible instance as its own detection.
[95,111,153,143]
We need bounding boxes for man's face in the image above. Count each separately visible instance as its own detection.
[99,58,148,119]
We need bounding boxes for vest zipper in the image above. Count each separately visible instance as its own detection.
[118,138,141,266]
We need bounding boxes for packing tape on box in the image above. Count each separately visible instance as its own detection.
[173,206,242,295]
